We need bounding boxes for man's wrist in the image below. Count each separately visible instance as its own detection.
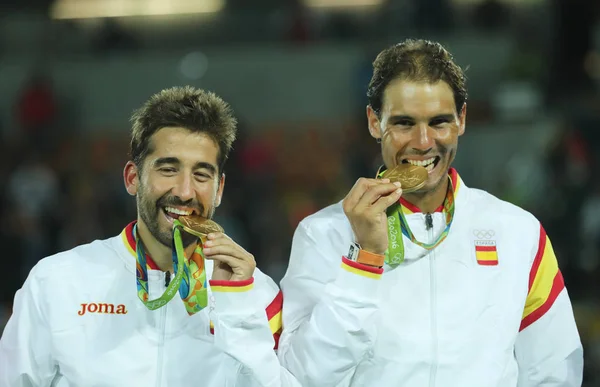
[347,242,385,268]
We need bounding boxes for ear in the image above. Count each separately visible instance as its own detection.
[366,105,383,141]
[215,173,225,207]
[458,103,467,136]
[123,161,139,196]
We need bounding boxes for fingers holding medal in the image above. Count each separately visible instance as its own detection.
[342,154,429,255]
[178,215,256,282]
[343,177,403,255]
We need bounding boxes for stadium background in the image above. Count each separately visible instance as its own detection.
[0,0,599,384]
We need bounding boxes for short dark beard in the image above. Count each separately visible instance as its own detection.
[136,183,215,249]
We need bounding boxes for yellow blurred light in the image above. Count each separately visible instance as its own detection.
[50,0,225,19]
[302,0,383,8]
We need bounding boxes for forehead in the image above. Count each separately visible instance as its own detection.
[382,79,456,118]
[147,126,219,164]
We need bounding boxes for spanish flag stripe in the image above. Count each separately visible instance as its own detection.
[475,245,497,252]
[266,291,283,321]
[266,291,284,336]
[523,236,558,317]
[529,225,547,289]
[121,222,161,269]
[210,284,254,293]
[476,251,498,261]
[273,330,281,350]
[125,223,136,250]
[341,257,384,274]
[450,167,459,191]
[520,270,564,331]
[341,258,383,280]
[341,264,382,279]
[210,278,254,288]
[210,290,284,350]
[269,311,283,335]
[477,260,498,266]
[400,168,460,214]
[121,223,136,257]
[520,225,565,330]
[400,200,421,214]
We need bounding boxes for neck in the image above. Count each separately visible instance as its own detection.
[136,221,196,272]
[403,176,449,213]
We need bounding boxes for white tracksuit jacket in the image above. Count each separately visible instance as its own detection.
[278,168,583,387]
[0,222,300,387]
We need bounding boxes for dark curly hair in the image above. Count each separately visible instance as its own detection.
[130,86,237,174]
[367,39,468,116]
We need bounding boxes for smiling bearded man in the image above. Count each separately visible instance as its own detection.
[0,86,300,387]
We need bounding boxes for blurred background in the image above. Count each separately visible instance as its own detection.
[0,0,599,383]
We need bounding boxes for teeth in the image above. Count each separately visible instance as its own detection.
[165,207,192,216]
[406,157,436,167]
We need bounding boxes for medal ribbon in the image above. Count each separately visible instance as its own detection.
[134,221,208,314]
[379,172,456,266]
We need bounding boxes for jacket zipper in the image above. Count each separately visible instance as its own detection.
[155,274,169,387]
[425,213,438,387]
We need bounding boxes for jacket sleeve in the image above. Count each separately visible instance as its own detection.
[0,267,58,387]
[277,220,383,387]
[515,224,583,386]
[209,275,301,387]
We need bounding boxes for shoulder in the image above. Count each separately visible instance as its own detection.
[294,200,352,247]
[467,188,539,228]
[26,236,123,289]
[464,187,543,254]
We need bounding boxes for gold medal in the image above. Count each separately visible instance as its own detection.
[381,163,428,193]
[177,215,224,239]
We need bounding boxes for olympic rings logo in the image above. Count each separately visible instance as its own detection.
[473,229,495,239]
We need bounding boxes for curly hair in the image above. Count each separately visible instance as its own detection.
[367,39,468,115]
[130,86,237,173]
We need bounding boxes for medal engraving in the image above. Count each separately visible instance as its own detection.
[381,164,428,193]
[177,215,224,237]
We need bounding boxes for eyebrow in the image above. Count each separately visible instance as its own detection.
[388,114,455,122]
[429,114,455,122]
[153,157,217,174]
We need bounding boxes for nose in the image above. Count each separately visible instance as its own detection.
[171,173,195,203]
[411,123,435,151]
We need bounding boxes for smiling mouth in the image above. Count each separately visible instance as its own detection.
[162,206,198,222]
[401,156,441,173]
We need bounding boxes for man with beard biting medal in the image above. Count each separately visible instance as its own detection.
[277,39,583,386]
[0,86,300,387]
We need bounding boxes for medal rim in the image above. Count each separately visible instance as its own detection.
[381,164,428,192]
[177,215,224,236]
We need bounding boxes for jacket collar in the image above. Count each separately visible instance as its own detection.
[400,167,463,214]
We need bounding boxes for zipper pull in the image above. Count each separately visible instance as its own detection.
[425,213,433,230]
[165,271,171,287]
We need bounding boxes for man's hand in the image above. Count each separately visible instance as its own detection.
[203,233,256,281]
[342,178,402,255]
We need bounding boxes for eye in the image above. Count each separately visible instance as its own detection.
[194,172,211,181]
[159,167,177,174]
[392,119,413,127]
[430,118,450,127]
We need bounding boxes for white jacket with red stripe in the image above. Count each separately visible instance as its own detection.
[0,222,299,387]
[278,168,583,387]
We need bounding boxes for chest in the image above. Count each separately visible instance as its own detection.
[46,277,234,386]
[373,222,531,361]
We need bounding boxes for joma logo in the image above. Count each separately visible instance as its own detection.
[78,303,128,316]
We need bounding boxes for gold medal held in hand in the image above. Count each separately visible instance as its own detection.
[177,214,224,239]
[381,163,428,193]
